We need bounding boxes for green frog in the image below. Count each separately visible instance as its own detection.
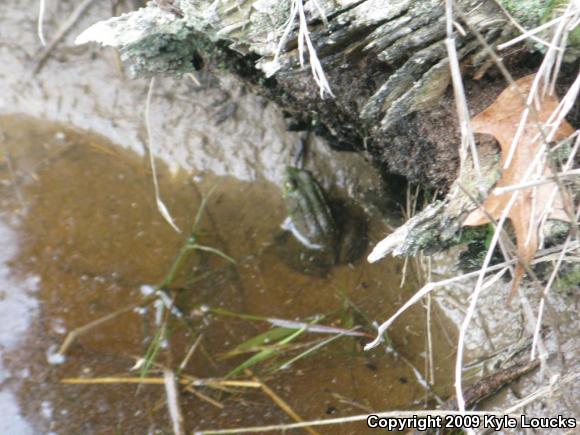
[276,166,367,275]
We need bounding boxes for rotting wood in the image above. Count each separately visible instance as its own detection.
[73,1,575,257]
[75,0,533,188]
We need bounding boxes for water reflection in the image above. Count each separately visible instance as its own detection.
[0,115,456,433]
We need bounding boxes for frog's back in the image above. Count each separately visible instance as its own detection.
[283,167,338,252]
[277,167,367,276]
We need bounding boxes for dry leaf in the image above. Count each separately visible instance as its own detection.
[463,74,574,299]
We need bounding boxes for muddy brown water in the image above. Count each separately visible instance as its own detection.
[0,114,458,434]
[1,1,578,432]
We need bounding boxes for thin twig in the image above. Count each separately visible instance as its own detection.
[426,292,435,385]
[183,385,224,409]
[62,376,261,389]
[296,0,333,98]
[493,168,580,194]
[503,372,580,414]
[144,77,181,233]
[531,207,580,360]
[278,329,352,370]
[34,0,96,74]
[270,0,333,98]
[179,333,204,371]
[452,138,553,414]
[193,410,517,434]
[164,369,185,435]
[445,0,481,178]
[38,0,47,46]
[495,5,572,52]
[364,239,577,352]
[247,370,321,435]
[58,297,155,355]
[443,4,578,415]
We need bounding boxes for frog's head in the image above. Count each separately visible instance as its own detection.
[283,166,308,198]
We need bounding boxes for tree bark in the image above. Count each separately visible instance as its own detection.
[76,0,572,255]
[76,0,535,188]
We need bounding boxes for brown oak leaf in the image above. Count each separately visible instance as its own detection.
[463,74,574,299]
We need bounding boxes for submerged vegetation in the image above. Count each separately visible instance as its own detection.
[0,0,577,433]
[51,166,434,433]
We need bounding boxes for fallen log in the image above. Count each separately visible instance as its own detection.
[75,0,537,187]
[75,1,577,256]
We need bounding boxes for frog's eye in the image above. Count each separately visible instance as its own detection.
[285,180,297,192]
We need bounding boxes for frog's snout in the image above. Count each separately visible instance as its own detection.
[284,179,297,193]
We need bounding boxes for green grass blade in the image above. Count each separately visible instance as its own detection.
[225,327,306,378]
[194,244,236,264]
[274,330,350,372]
[140,324,165,378]
[222,327,296,358]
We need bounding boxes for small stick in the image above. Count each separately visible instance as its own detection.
[62,376,171,385]
[164,369,185,435]
[493,0,569,51]
[193,410,518,434]
[62,376,262,390]
[503,372,580,414]
[445,0,480,177]
[442,346,541,410]
[246,370,321,435]
[144,77,182,233]
[179,333,204,371]
[532,211,579,360]
[493,168,580,194]
[38,0,48,46]
[191,379,262,389]
[58,295,156,356]
[33,0,97,74]
[183,385,224,409]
